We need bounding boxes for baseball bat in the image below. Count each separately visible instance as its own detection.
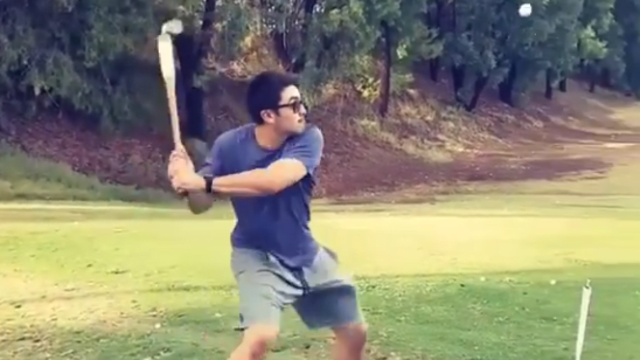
[157,32,184,150]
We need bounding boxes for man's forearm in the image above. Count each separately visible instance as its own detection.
[182,171,273,204]
[210,169,277,196]
[180,167,291,202]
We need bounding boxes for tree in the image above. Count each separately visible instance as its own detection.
[0,0,157,130]
[2,0,639,130]
[615,0,640,97]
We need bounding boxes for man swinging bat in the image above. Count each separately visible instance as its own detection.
[166,71,368,360]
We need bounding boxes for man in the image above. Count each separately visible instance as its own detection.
[167,70,367,360]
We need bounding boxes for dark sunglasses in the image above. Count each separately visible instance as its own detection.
[275,100,306,114]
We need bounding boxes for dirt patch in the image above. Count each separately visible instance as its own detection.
[320,149,611,197]
[1,115,172,190]
[0,270,135,328]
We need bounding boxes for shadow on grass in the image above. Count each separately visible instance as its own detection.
[3,264,640,360]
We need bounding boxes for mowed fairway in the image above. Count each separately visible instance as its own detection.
[1,190,639,360]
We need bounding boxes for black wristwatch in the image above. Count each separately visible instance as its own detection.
[204,176,214,194]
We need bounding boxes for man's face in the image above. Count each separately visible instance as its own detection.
[262,85,307,135]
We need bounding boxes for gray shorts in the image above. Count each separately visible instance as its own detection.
[230,246,364,330]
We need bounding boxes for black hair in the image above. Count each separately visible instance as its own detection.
[246,71,299,124]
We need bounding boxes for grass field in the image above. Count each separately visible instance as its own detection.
[2,93,640,359]
[1,186,640,360]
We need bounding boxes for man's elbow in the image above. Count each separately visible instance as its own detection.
[188,204,209,215]
[186,192,214,214]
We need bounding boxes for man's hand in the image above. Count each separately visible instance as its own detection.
[167,148,202,194]
[171,171,206,193]
[167,148,195,180]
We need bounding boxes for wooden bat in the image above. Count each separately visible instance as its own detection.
[157,33,184,150]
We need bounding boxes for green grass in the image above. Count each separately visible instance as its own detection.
[2,109,640,359]
[0,143,172,203]
[1,197,639,360]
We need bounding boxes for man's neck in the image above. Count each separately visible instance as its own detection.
[254,124,287,150]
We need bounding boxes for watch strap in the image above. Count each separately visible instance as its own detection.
[204,176,214,194]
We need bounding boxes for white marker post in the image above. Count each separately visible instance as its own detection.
[575,280,592,360]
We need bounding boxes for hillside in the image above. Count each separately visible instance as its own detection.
[3,0,640,202]
[2,73,639,202]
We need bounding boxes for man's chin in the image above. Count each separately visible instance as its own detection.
[290,123,306,134]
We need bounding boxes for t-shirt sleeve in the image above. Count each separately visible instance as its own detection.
[197,137,225,177]
[281,126,324,173]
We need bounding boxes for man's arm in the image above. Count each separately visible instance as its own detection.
[209,126,323,197]
[186,137,226,214]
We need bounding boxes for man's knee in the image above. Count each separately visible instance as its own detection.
[333,322,368,347]
[238,325,279,359]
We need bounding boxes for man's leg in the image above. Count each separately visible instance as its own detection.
[293,247,367,360]
[332,323,368,360]
[228,325,279,360]
[229,248,302,360]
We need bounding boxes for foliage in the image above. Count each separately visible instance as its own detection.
[0,0,163,131]
[0,0,639,128]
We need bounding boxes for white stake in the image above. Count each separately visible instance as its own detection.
[575,280,592,360]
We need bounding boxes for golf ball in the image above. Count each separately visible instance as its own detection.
[519,3,532,17]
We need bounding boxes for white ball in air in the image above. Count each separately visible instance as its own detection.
[518,3,532,17]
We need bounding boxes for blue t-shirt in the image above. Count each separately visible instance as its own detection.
[198,123,323,268]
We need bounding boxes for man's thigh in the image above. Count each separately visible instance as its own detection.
[293,247,365,329]
[231,248,303,330]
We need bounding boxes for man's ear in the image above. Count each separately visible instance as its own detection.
[260,109,276,124]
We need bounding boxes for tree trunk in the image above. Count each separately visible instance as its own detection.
[175,0,217,165]
[379,20,392,117]
[426,0,443,82]
[314,35,332,69]
[451,65,465,104]
[271,0,317,73]
[272,31,293,69]
[174,34,205,143]
[545,68,553,100]
[465,75,488,111]
[589,76,596,93]
[449,0,465,104]
[588,64,597,93]
[429,58,440,82]
[173,34,193,134]
[499,61,517,106]
[195,0,217,68]
[290,0,318,73]
[558,77,567,92]
[600,67,612,88]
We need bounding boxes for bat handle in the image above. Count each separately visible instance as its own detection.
[173,135,184,151]
[168,95,184,150]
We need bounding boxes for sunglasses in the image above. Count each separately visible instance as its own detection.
[275,100,306,114]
